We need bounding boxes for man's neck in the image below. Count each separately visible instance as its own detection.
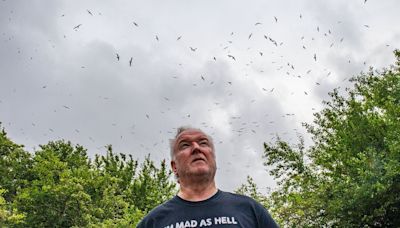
[177,181,218,202]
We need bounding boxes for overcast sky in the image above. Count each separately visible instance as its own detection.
[1,0,399,192]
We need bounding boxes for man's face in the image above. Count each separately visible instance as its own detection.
[171,129,217,182]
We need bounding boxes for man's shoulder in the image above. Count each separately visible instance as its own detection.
[220,191,279,227]
[219,190,260,205]
[137,197,178,227]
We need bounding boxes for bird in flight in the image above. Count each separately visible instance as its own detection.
[155,35,159,41]
[116,53,120,61]
[274,16,278,23]
[87,10,93,16]
[129,57,133,66]
[227,54,236,60]
[177,36,182,40]
[73,24,82,30]
[255,22,262,26]
[133,21,139,27]
[189,47,197,52]
[313,53,317,61]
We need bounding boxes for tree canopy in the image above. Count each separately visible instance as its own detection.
[0,127,176,227]
[263,50,400,227]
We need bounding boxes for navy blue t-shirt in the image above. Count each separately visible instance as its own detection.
[137,190,279,228]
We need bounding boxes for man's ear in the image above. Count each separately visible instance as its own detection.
[171,160,177,173]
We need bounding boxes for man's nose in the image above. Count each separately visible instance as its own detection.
[191,142,201,151]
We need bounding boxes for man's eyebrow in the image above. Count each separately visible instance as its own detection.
[177,135,208,143]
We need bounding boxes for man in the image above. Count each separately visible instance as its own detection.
[137,126,278,227]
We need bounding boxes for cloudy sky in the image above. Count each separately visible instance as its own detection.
[1,0,399,192]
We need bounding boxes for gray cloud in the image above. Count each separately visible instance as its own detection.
[1,0,399,191]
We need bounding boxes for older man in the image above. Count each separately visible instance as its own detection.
[137,126,278,228]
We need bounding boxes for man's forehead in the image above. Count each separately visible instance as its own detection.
[176,129,208,141]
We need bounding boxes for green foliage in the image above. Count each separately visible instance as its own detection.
[0,124,176,227]
[0,189,25,226]
[0,126,33,202]
[263,50,400,227]
[235,176,271,209]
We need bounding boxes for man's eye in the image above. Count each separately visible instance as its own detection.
[199,141,209,146]
[180,143,189,149]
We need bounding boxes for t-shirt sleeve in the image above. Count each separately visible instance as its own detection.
[254,202,279,228]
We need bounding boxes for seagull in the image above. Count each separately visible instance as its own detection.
[87,10,93,16]
[116,53,120,61]
[155,35,159,41]
[213,57,216,61]
[133,21,139,27]
[227,54,236,60]
[313,53,317,61]
[274,16,278,23]
[189,47,197,51]
[255,22,262,26]
[201,75,205,81]
[73,24,82,30]
[177,36,182,40]
[248,33,253,39]
[129,57,133,66]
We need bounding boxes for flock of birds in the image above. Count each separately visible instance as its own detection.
[1,0,393,179]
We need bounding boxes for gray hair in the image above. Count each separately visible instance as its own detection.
[169,126,214,160]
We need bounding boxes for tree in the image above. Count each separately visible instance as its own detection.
[0,189,25,226]
[264,50,400,227]
[235,176,271,209]
[0,124,33,202]
[0,125,177,227]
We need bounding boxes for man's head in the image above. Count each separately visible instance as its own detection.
[169,126,217,184]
